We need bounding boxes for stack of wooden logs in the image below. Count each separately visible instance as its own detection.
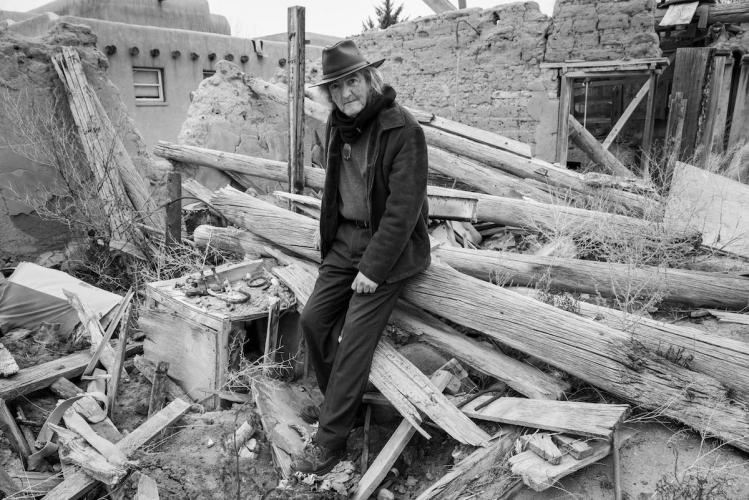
[152,79,749,495]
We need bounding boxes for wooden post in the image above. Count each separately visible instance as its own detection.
[287,6,306,196]
[148,361,170,417]
[556,74,572,167]
[166,171,182,246]
[699,50,730,167]
[612,425,622,500]
[665,92,687,172]
[458,0,467,8]
[108,303,132,420]
[263,297,281,377]
[728,55,749,149]
[640,69,658,172]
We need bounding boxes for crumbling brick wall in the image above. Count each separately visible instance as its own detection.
[353,4,557,151]
[545,0,660,61]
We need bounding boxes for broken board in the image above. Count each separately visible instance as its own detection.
[460,397,629,439]
[665,161,749,258]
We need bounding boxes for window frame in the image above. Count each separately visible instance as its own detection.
[133,67,165,103]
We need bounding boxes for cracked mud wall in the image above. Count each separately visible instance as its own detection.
[0,22,162,262]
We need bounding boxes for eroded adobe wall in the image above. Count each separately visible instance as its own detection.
[546,0,660,62]
[0,22,162,262]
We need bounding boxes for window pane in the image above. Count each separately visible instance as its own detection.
[134,85,161,98]
[133,69,159,85]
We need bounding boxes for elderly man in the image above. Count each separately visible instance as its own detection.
[293,39,430,475]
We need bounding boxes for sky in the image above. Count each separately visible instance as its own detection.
[0,0,556,38]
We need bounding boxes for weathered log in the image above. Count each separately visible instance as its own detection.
[512,287,749,401]
[211,188,749,452]
[433,245,749,309]
[568,115,635,177]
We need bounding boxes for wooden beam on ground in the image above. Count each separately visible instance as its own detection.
[552,434,594,459]
[602,79,650,150]
[287,5,306,196]
[0,399,32,467]
[51,424,127,486]
[0,346,141,400]
[62,409,127,465]
[352,370,454,500]
[414,427,521,500]
[433,244,749,309]
[8,470,63,497]
[666,161,749,259]
[208,185,749,453]
[461,397,628,439]
[422,0,456,14]
[44,399,191,500]
[568,115,634,177]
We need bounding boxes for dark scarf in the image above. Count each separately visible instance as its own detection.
[331,85,396,143]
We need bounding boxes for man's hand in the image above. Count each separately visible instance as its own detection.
[351,271,378,294]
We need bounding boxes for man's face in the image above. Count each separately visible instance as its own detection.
[329,72,370,118]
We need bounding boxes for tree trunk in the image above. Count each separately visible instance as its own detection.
[568,115,635,178]
[209,187,749,453]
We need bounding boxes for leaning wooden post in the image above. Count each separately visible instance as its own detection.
[556,73,572,167]
[108,303,132,420]
[287,6,306,196]
[148,361,170,417]
[166,170,182,246]
[640,68,658,173]
[263,296,281,377]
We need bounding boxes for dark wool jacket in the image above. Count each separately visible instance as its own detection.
[320,101,431,284]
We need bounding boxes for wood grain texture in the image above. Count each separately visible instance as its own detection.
[433,244,749,308]
[552,434,593,460]
[520,433,563,464]
[44,399,190,500]
[64,290,117,371]
[462,397,627,439]
[671,48,712,158]
[666,161,749,258]
[568,115,634,177]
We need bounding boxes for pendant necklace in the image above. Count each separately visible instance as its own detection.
[343,143,352,161]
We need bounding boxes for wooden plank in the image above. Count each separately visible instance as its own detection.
[287,5,306,195]
[665,161,749,258]
[552,434,594,460]
[43,399,191,500]
[165,172,182,246]
[0,467,20,497]
[0,399,32,467]
[541,58,669,70]
[602,79,650,150]
[422,0,456,14]
[109,302,132,420]
[62,409,127,465]
[414,427,521,500]
[147,361,169,417]
[520,433,563,464]
[699,52,729,166]
[64,290,117,372]
[352,370,453,500]
[8,470,63,496]
[728,55,749,149]
[556,74,571,166]
[672,48,713,158]
[83,290,133,377]
[510,429,635,492]
[640,70,658,170]
[568,115,634,177]
[0,343,18,377]
[705,310,749,326]
[461,397,628,439]
[52,424,127,486]
[665,92,686,172]
[140,310,217,403]
[0,347,139,400]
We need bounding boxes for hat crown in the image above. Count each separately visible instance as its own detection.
[321,40,368,81]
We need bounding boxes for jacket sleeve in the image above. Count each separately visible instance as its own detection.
[358,123,428,283]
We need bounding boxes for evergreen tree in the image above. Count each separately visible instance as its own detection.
[362,0,406,31]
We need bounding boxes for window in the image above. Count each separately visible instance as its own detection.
[202,70,216,79]
[133,68,164,102]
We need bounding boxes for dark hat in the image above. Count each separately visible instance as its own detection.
[309,39,384,87]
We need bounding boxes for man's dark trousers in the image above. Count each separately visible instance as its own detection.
[300,221,406,451]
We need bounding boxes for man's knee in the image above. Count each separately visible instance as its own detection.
[299,306,318,339]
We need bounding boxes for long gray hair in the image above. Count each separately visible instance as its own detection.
[318,65,386,103]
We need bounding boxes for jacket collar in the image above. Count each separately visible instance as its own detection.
[377,104,405,131]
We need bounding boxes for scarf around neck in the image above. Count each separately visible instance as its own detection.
[331,85,396,143]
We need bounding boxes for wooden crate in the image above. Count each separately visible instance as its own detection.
[141,259,295,408]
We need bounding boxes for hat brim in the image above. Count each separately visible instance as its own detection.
[308,58,385,88]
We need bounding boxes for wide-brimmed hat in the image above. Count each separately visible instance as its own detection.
[309,39,384,87]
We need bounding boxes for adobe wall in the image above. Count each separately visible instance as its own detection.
[0,22,160,262]
[351,1,660,159]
